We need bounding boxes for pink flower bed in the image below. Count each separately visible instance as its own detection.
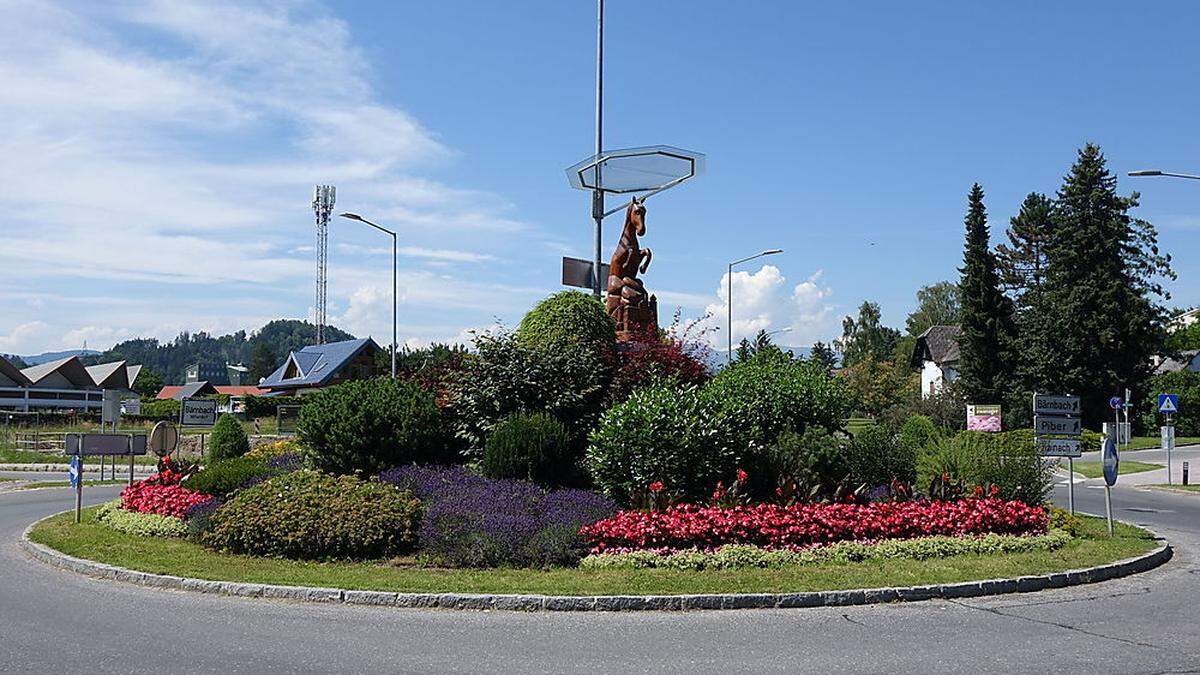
[119,467,212,519]
[580,498,1047,553]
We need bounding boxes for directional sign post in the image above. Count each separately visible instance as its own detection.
[70,455,83,523]
[1034,393,1082,514]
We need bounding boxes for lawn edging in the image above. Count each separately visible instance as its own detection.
[20,513,1174,612]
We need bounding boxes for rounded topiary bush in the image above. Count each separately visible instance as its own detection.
[298,378,448,475]
[481,412,572,485]
[201,470,421,560]
[586,379,732,504]
[517,291,616,356]
[208,413,250,461]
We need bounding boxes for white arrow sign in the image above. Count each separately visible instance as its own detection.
[1035,415,1082,436]
[1037,438,1082,457]
[1033,394,1081,416]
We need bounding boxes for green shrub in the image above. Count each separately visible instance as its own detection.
[749,427,850,500]
[586,380,731,504]
[208,413,249,461]
[705,350,851,454]
[184,456,276,498]
[1141,370,1200,436]
[481,412,572,485]
[899,415,941,458]
[847,422,915,487]
[917,436,973,495]
[952,430,1054,505]
[95,500,188,538]
[448,332,610,454]
[517,291,617,357]
[133,398,181,421]
[298,378,449,476]
[201,470,421,560]
[1048,507,1082,537]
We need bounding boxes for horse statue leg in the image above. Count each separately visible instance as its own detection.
[639,248,653,274]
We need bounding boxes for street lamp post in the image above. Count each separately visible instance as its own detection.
[727,249,783,364]
[1128,169,1200,181]
[338,212,397,379]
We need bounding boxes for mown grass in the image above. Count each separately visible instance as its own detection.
[1069,460,1161,479]
[1149,484,1200,494]
[1126,436,1200,451]
[29,510,1157,596]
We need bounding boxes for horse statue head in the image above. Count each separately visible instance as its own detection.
[626,198,647,236]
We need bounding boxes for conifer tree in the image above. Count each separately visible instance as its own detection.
[957,183,1015,404]
[1030,144,1174,426]
[996,192,1054,297]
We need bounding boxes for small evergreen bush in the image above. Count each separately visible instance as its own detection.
[208,413,250,461]
[184,456,277,498]
[749,427,850,501]
[298,378,449,476]
[481,413,572,485]
[202,470,421,560]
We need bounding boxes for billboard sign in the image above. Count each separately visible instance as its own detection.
[966,404,1002,432]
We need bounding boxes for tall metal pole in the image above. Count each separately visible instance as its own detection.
[592,0,605,298]
[391,232,397,379]
[727,262,733,364]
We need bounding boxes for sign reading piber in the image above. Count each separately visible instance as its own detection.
[1034,415,1081,436]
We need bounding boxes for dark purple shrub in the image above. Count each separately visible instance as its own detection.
[266,452,306,473]
[183,496,223,542]
[378,465,616,568]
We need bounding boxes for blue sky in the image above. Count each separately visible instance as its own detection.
[3,0,1199,356]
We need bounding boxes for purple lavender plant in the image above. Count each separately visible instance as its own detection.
[379,465,616,568]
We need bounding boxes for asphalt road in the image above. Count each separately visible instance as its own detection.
[1,483,1197,674]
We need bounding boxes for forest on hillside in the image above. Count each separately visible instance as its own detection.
[79,320,356,385]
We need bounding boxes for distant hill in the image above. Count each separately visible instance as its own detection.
[8,349,101,366]
[77,320,356,385]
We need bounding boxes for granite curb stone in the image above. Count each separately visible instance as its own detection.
[20,514,1174,612]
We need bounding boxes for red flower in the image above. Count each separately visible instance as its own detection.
[648,481,664,493]
[736,468,749,483]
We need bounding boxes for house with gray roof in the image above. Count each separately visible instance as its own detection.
[258,338,383,395]
[0,355,144,412]
[910,325,961,398]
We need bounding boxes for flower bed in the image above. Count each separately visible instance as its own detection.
[379,465,616,568]
[120,466,213,519]
[580,498,1047,553]
[579,531,1071,571]
[95,500,188,538]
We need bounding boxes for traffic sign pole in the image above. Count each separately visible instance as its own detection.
[74,456,83,524]
[1067,457,1075,513]
[1104,484,1114,537]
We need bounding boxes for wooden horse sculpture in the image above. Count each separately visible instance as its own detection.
[606,198,659,340]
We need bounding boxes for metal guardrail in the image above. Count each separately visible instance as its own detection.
[14,432,66,452]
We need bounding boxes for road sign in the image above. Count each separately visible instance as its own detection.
[65,433,148,456]
[68,456,81,488]
[1036,437,1081,457]
[562,256,611,289]
[180,398,217,427]
[1158,393,1180,414]
[101,389,121,425]
[121,397,142,416]
[148,421,180,458]
[1033,394,1080,415]
[1034,415,1082,436]
[1103,436,1119,486]
[1109,396,1123,410]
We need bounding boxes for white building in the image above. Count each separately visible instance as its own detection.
[910,325,961,398]
[0,355,142,412]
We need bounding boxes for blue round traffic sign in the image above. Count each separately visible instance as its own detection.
[1109,396,1123,410]
[1102,437,1120,486]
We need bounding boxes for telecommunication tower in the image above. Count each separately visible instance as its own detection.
[312,185,336,345]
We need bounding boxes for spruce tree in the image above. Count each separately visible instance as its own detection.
[957,183,1015,405]
[1031,144,1174,426]
[995,192,1054,297]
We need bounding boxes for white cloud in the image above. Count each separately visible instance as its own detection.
[691,265,839,350]
[0,0,545,353]
[0,321,53,355]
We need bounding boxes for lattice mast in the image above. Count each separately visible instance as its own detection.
[312,185,336,345]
